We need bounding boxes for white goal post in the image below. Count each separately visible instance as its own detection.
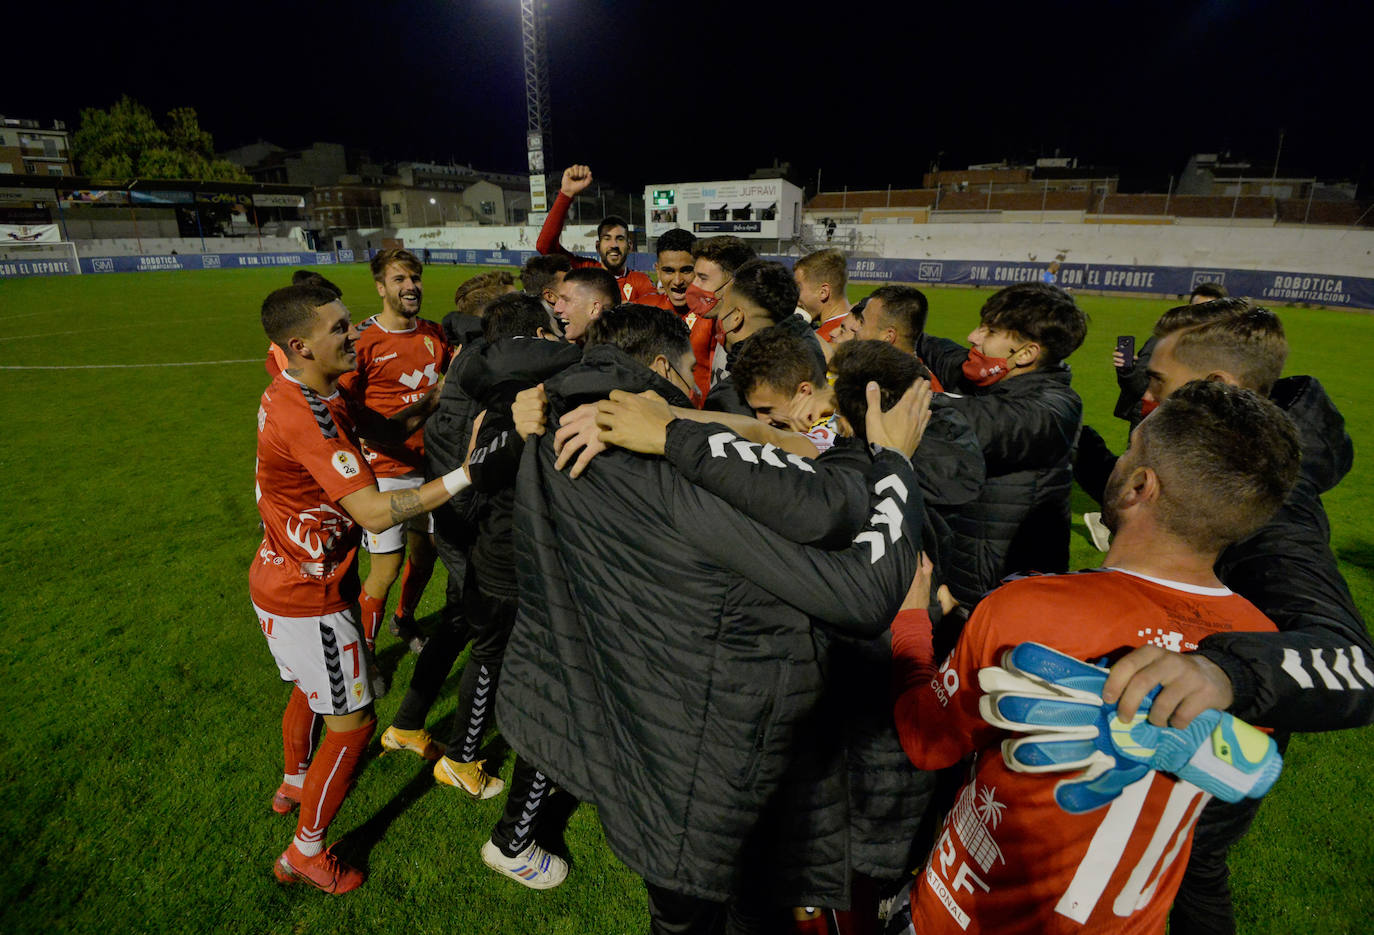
[0,240,81,275]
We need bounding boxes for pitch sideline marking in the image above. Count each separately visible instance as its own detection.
[0,359,262,370]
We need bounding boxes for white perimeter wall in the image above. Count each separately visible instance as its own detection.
[825,222,1374,279]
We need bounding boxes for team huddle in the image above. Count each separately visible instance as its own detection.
[249,164,1373,934]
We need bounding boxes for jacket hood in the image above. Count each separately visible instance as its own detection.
[452,336,582,408]
[441,311,485,349]
[1270,375,1353,493]
[545,343,691,413]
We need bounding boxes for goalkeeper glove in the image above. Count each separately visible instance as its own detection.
[977,642,1283,814]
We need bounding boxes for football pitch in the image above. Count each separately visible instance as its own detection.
[1,265,1370,934]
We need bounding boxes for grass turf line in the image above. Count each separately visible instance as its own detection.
[0,266,1370,933]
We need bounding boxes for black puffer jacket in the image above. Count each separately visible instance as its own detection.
[916,333,1083,605]
[704,314,825,416]
[497,344,924,905]
[662,421,980,881]
[452,336,582,597]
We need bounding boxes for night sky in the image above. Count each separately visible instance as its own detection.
[10,0,1372,194]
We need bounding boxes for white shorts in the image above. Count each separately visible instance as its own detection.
[364,474,434,553]
[253,602,374,716]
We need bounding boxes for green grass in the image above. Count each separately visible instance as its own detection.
[0,266,1370,933]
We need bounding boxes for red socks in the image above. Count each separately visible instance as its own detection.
[359,591,386,650]
[293,718,376,855]
[396,559,432,621]
[281,687,316,780]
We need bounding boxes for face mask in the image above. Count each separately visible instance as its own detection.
[1140,397,1159,417]
[962,346,1016,386]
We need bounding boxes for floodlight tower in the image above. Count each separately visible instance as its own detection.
[521,0,553,221]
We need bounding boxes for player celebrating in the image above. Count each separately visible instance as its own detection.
[536,163,655,302]
[341,249,452,655]
[886,379,1301,934]
[253,283,471,892]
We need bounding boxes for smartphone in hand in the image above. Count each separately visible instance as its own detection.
[1114,335,1135,368]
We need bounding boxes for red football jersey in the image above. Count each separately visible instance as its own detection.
[251,374,376,617]
[337,316,450,478]
[536,191,656,301]
[816,312,848,342]
[891,569,1277,935]
[634,286,720,402]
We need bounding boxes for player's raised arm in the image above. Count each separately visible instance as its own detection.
[535,164,594,258]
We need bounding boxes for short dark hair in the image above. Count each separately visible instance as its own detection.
[1134,379,1299,552]
[454,269,516,306]
[830,340,930,443]
[1190,281,1229,301]
[481,293,551,342]
[979,282,1087,367]
[730,259,799,324]
[597,215,631,244]
[584,302,690,367]
[521,254,572,297]
[656,228,696,256]
[867,284,929,348]
[564,266,621,309]
[692,235,757,275]
[1170,306,1289,395]
[369,247,422,281]
[261,284,340,347]
[730,326,828,399]
[1152,297,1251,338]
[291,270,342,297]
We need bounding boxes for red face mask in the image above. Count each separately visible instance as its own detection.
[1140,397,1160,417]
[962,347,1013,386]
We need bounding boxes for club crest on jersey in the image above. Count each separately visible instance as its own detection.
[423,335,435,358]
[352,680,365,702]
[686,313,697,328]
[333,451,361,478]
[623,283,633,299]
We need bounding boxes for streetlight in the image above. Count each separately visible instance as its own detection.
[429,196,445,226]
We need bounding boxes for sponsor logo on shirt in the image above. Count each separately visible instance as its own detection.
[333,451,361,478]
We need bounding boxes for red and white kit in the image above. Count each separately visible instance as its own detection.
[251,373,376,714]
[890,569,1276,935]
[338,316,451,479]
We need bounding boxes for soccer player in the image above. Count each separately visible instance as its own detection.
[1073,303,1373,933]
[553,266,620,344]
[793,248,852,342]
[253,283,472,892]
[520,253,574,335]
[913,282,1087,604]
[266,271,341,379]
[537,163,655,302]
[341,249,452,655]
[632,228,718,399]
[1113,283,1230,430]
[887,379,1301,934]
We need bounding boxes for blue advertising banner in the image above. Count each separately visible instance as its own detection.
[8,247,1371,310]
[840,258,1374,310]
[0,255,80,277]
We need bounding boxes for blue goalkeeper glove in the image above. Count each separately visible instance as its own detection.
[977,642,1283,814]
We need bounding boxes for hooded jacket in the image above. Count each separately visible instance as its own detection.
[916,333,1083,605]
[496,343,924,904]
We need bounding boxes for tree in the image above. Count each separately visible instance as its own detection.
[71,96,249,182]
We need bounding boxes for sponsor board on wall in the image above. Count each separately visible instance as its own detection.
[252,193,306,208]
[0,187,58,204]
[130,190,194,205]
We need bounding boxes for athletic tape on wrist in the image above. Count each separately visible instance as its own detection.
[441,467,471,497]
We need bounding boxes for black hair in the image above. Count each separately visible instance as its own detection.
[730,259,800,324]
[564,266,621,309]
[261,284,341,347]
[979,282,1087,367]
[656,228,696,256]
[584,302,691,368]
[482,292,552,342]
[830,340,930,443]
[290,270,342,297]
[867,284,929,347]
[521,254,573,297]
[730,326,828,399]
